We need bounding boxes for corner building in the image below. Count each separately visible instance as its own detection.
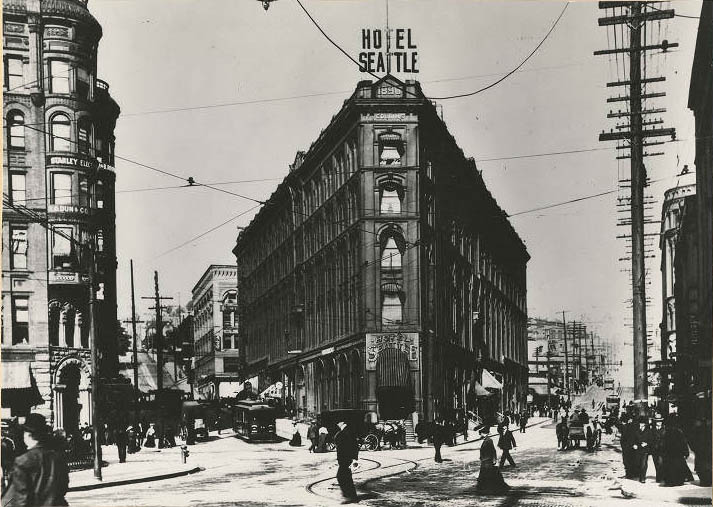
[2,0,120,430]
[233,77,528,425]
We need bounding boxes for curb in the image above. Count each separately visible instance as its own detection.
[68,466,203,492]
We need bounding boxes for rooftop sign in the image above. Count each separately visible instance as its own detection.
[359,28,418,74]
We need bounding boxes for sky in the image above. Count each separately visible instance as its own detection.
[87,0,703,387]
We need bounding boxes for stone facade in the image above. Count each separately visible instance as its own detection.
[233,76,529,424]
[2,0,120,429]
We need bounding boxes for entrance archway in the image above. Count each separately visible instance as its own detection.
[376,348,413,420]
[53,358,90,431]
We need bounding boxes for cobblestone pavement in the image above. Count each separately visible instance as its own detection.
[66,420,711,507]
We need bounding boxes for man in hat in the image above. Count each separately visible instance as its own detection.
[2,413,69,507]
[497,420,516,468]
[631,416,653,483]
[650,414,666,483]
[334,421,359,504]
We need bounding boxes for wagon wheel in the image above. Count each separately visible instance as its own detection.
[363,434,379,452]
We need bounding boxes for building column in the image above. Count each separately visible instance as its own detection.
[79,389,90,426]
[74,313,82,348]
[59,311,67,347]
[54,388,64,429]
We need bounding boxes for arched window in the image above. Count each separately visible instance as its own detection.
[51,114,71,151]
[77,118,91,154]
[7,111,25,149]
[380,183,403,214]
[378,131,403,166]
[381,237,402,269]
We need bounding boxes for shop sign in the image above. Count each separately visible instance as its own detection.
[359,28,419,74]
[362,112,408,122]
[366,332,418,370]
[48,204,91,215]
[48,271,89,284]
[46,155,94,169]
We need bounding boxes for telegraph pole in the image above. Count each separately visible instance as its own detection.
[562,311,570,402]
[142,271,172,391]
[126,260,144,426]
[87,249,102,481]
[596,2,677,408]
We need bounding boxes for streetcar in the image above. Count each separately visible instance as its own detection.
[232,400,278,442]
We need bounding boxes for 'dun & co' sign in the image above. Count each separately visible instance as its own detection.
[359,28,419,74]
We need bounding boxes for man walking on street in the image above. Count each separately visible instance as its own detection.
[115,425,128,463]
[334,421,359,504]
[620,415,637,479]
[632,417,652,483]
[650,414,666,483]
[1,414,69,507]
[497,421,516,468]
[519,412,528,434]
[432,420,445,463]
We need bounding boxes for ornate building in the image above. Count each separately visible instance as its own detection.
[233,76,529,425]
[191,265,240,399]
[2,0,120,430]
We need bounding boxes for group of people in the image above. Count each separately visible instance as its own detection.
[475,419,521,494]
[619,412,705,486]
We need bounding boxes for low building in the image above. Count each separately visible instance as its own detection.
[191,265,240,399]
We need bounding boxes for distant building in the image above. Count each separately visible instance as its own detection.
[2,0,120,430]
[233,76,529,424]
[191,265,240,399]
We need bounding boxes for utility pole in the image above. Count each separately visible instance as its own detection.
[126,260,144,426]
[562,311,570,402]
[596,1,677,411]
[142,271,172,392]
[87,249,102,481]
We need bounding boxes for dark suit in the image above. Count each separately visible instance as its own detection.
[497,429,516,467]
[334,426,358,500]
[1,444,69,507]
[632,425,653,483]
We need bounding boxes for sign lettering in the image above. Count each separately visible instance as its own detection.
[359,28,419,74]
[365,332,419,370]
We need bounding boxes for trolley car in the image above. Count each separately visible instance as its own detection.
[232,400,278,442]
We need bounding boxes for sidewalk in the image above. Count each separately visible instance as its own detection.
[69,444,201,491]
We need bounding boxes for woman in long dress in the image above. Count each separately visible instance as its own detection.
[143,423,157,448]
[476,426,510,494]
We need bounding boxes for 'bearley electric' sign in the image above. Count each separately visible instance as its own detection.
[359,29,419,74]
[366,332,419,370]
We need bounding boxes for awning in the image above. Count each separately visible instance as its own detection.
[481,369,503,389]
[470,381,491,397]
[1,362,44,408]
[529,384,550,396]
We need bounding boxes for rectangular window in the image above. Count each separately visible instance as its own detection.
[382,293,403,325]
[95,180,105,209]
[78,123,90,153]
[5,57,23,90]
[95,229,104,252]
[10,173,26,205]
[12,296,29,345]
[52,226,74,269]
[11,227,28,269]
[50,60,70,93]
[76,67,90,99]
[79,176,89,207]
[52,173,72,205]
[223,336,232,350]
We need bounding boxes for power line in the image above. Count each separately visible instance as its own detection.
[294,0,569,101]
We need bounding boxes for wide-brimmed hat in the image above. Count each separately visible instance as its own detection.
[652,414,664,422]
[21,414,50,438]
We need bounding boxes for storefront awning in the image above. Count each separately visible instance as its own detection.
[470,380,491,397]
[481,369,503,390]
[1,362,44,408]
[529,384,550,396]
[376,348,410,388]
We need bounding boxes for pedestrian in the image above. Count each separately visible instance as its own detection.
[691,418,712,486]
[620,416,637,479]
[126,425,140,454]
[143,423,156,448]
[307,420,318,453]
[497,421,516,468]
[592,399,595,410]
[432,419,445,463]
[334,421,359,504]
[1,414,69,507]
[115,425,128,463]
[650,414,666,483]
[556,416,569,451]
[662,415,693,486]
[631,417,652,483]
[317,424,328,453]
[519,412,528,434]
[289,424,302,447]
[476,426,509,494]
